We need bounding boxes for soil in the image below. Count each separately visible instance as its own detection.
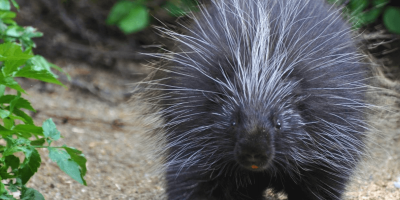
[7,57,396,200]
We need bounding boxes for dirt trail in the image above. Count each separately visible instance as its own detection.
[20,59,400,199]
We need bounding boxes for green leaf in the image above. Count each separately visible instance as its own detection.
[0,169,15,179]
[0,43,33,73]
[48,147,87,185]
[8,114,28,126]
[24,46,33,55]
[0,22,8,33]
[106,1,137,25]
[0,42,33,61]
[4,155,20,171]
[0,84,5,96]
[348,0,369,13]
[167,0,198,14]
[12,108,34,125]
[30,138,45,146]
[0,124,14,136]
[118,4,149,34]
[19,148,41,184]
[0,0,11,10]
[0,181,7,196]
[372,0,389,7]
[383,6,400,34]
[8,93,19,113]
[26,56,56,75]
[7,181,18,192]
[14,65,63,86]
[63,146,87,177]
[2,145,26,161]
[2,117,13,129]
[13,124,43,137]
[6,25,24,37]
[42,118,60,141]
[0,10,16,20]
[3,139,31,157]
[0,95,35,111]
[0,76,25,93]
[21,26,42,38]
[10,0,19,10]
[20,187,44,200]
[1,37,17,44]
[0,109,10,118]
[0,194,14,200]
[358,7,383,25]
[1,18,15,25]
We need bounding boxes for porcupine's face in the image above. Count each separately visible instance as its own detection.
[201,47,307,172]
[225,83,305,172]
[230,107,278,171]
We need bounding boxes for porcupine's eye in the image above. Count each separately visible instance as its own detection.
[275,120,281,130]
[231,110,240,128]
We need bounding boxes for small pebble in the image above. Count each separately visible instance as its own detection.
[72,127,85,134]
[394,177,400,189]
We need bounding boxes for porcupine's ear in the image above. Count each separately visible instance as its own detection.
[284,76,306,107]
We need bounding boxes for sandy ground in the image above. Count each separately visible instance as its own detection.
[16,59,400,200]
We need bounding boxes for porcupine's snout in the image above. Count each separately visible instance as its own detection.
[234,130,275,171]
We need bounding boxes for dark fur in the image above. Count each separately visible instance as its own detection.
[139,0,369,199]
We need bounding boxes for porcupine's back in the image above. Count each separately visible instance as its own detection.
[138,0,369,199]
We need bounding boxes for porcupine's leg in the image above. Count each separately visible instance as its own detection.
[210,177,268,200]
[165,165,214,200]
[271,167,348,200]
[166,166,268,200]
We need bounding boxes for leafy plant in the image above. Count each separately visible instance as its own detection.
[383,6,400,34]
[328,0,400,34]
[106,0,149,34]
[0,1,86,199]
[106,0,198,34]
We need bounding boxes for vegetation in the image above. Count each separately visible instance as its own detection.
[108,0,400,34]
[329,0,400,34]
[0,1,86,199]
[107,0,198,34]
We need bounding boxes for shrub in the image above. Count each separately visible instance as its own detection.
[0,1,86,199]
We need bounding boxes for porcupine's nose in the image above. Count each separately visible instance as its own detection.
[243,152,268,163]
[235,138,273,170]
[238,144,269,163]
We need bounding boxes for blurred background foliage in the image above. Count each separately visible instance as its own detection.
[326,0,400,34]
[109,0,400,34]
[13,0,400,76]
[106,0,198,34]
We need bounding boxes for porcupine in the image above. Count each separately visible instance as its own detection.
[137,0,370,199]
